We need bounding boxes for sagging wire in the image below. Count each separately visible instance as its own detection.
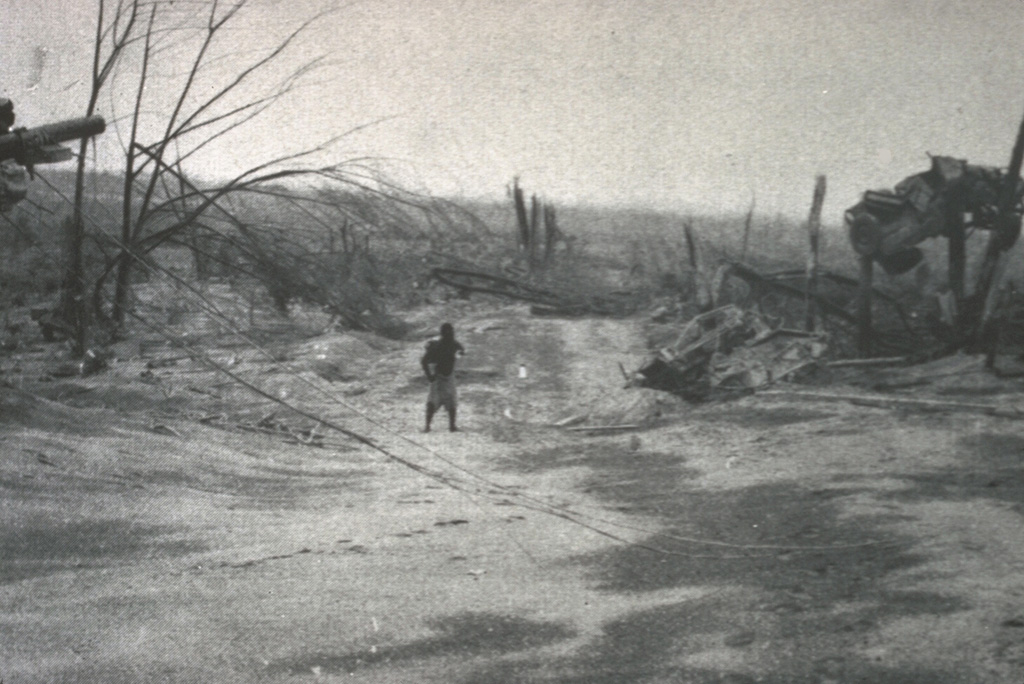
[0,201,900,559]
[0,176,912,557]
[114,243,899,559]
[110,249,720,559]
[134,315,565,564]
[108,247,558,563]
[3,148,898,558]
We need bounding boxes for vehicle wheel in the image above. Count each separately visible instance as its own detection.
[849,213,882,256]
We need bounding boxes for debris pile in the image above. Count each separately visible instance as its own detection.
[567,387,688,430]
[635,304,827,401]
[846,155,1020,275]
[295,332,379,382]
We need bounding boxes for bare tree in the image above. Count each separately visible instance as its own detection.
[60,0,487,343]
[70,0,343,340]
[66,0,144,354]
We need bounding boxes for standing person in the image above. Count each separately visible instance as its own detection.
[421,322,465,432]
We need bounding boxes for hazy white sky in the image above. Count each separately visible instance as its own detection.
[4,0,1024,221]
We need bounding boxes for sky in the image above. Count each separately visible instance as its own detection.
[4,0,1024,222]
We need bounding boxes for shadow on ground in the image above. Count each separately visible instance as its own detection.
[880,432,1024,512]
[0,518,202,584]
[267,612,576,677]
[482,436,974,683]
[463,595,965,683]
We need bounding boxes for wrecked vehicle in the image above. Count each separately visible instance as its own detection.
[845,155,1024,275]
[636,304,827,401]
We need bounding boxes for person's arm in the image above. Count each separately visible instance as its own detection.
[456,341,465,356]
[421,345,435,381]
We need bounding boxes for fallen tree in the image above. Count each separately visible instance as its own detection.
[430,267,638,317]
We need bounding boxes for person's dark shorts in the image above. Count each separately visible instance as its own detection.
[428,374,457,410]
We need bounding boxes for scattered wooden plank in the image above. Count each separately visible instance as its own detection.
[552,414,588,428]
[773,360,816,383]
[150,423,182,438]
[826,356,906,368]
[871,379,931,392]
[565,424,642,432]
[617,362,632,383]
[758,389,1024,419]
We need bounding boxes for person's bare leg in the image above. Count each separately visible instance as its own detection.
[425,403,437,432]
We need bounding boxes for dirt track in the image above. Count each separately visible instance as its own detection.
[3,303,1024,683]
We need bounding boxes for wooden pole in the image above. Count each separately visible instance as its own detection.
[805,175,826,331]
[684,222,712,313]
[856,255,874,357]
[740,193,755,263]
[543,204,558,263]
[529,194,540,269]
[512,178,529,252]
[972,106,1024,346]
[981,257,1010,365]
[947,208,965,321]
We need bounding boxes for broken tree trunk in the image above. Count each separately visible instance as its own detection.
[972,107,1024,347]
[512,178,530,252]
[805,175,826,332]
[947,207,966,322]
[684,222,712,313]
[981,257,1011,366]
[740,194,755,263]
[543,204,558,263]
[856,255,874,357]
[529,194,540,270]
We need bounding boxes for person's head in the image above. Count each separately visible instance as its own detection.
[440,322,454,340]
